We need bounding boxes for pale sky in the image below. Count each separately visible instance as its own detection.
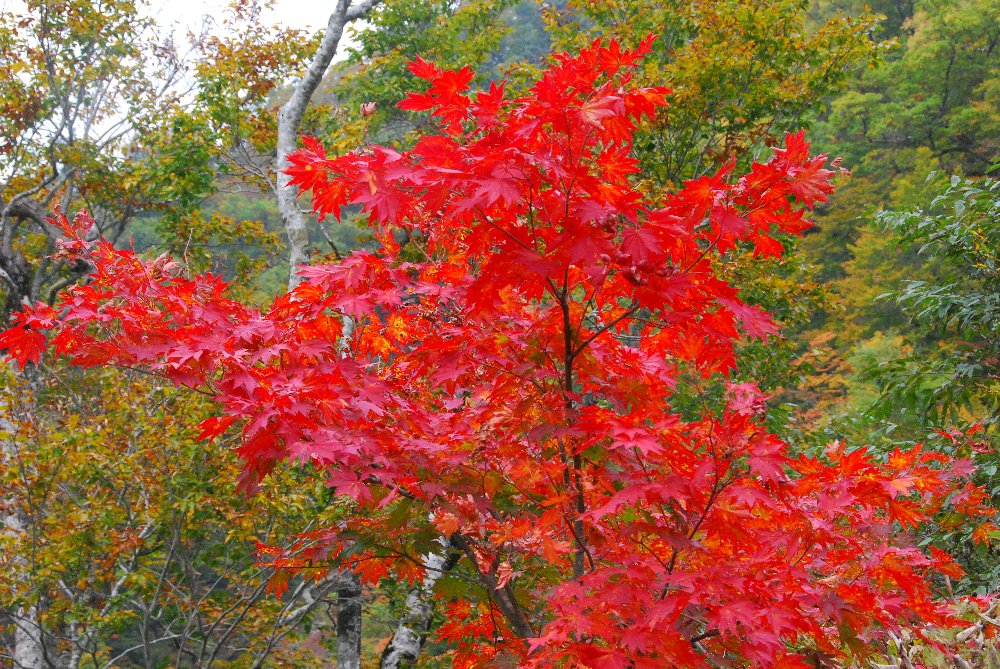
[1,0,352,35]
[1,0,362,60]
[150,0,330,34]
[151,0,365,64]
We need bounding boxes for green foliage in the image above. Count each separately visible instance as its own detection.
[0,0,171,315]
[806,0,999,281]
[546,0,883,188]
[795,0,999,452]
[482,0,553,78]
[0,0,290,321]
[819,0,999,178]
[328,0,515,150]
[194,1,320,159]
[867,173,1000,430]
[0,365,338,667]
[797,173,1000,446]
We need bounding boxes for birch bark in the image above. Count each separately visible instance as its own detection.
[2,369,45,669]
[274,7,381,667]
[379,551,451,669]
[275,0,380,291]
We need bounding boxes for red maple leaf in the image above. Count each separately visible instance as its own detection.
[3,37,988,669]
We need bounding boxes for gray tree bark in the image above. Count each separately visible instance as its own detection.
[275,0,381,290]
[274,6,381,669]
[10,602,44,669]
[335,573,362,669]
[2,371,45,669]
[379,550,450,669]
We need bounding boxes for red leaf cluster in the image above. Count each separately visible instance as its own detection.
[2,38,990,667]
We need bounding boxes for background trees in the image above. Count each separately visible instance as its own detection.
[1,0,998,666]
[3,39,992,668]
[793,0,999,443]
[545,0,882,185]
[1,366,343,669]
[1,0,524,665]
[0,0,188,317]
[870,173,1000,431]
[1,1,373,666]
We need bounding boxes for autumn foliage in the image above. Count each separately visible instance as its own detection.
[1,38,993,667]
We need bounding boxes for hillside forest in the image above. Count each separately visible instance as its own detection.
[1,0,999,667]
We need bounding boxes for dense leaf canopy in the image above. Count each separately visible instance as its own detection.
[2,39,992,668]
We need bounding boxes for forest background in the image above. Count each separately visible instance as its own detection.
[0,0,998,667]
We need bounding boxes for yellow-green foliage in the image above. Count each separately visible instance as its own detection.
[1,365,337,667]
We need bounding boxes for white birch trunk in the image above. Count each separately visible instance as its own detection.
[275,0,380,290]
[336,573,362,669]
[379,550,449,669]
[274,7,383,669]
[2,370,45,669]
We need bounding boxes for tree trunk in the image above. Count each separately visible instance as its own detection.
[379,550,453,669]
[275,0,381,290]
[336,573,362,669]
[10,600,45,669]
[274,7,382,668]
[2,371,46,669]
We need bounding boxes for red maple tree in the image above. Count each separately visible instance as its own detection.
[2,38,993,667]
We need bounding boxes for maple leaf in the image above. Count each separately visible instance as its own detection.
[0,324,48,368]
[717,295,779,340]
[3,38,987,669]
[284,137,331,194]
[773,131,836,206]
[747,436,788,484]
[971,521,997,545]
[433,512,462,537]
[196,415,240,443]
[712,206,749,238]
[928,546,965,579]
[398,56,474,134]
[725,381,769,417]
[472,80,506,126]
[578,92,620,129]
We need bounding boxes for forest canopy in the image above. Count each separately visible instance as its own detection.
[1,1,998,668]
